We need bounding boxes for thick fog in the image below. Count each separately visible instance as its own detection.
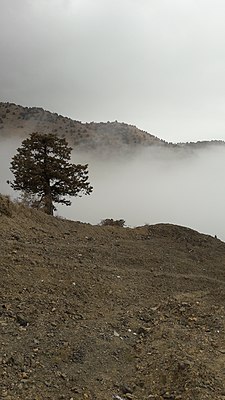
[67,146,225,241]
[0,139,20,196]
[1,138,225,241]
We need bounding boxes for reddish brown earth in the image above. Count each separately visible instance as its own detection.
[0,196,225,399]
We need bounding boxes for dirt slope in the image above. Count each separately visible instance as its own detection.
[0,196,225,400]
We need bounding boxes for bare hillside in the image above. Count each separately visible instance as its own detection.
[0,102,164,153]
[1,102,224,156]
[0,195,225,399]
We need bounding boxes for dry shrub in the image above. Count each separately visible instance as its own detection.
[0,195,12,217]
[100,218,125,227]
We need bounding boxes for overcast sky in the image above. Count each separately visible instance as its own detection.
[1,0,225,142]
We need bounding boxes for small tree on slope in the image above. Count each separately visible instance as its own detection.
[8,132,93,215]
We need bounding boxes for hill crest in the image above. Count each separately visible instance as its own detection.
[1,102,224,154]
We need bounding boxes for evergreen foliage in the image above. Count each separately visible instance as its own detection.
[8,132,93,215]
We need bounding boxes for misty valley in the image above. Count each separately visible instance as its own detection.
[0,102,225,241]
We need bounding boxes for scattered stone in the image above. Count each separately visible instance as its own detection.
[16,314,29,327]
[125,394,134,399]
[120,384,133,394]
[137,326,151,336]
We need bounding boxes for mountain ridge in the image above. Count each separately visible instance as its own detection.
[1,102,224,154]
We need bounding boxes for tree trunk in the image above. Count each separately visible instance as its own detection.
[44,193,54,215]
[43,183,54,215]
[43,146,54,215]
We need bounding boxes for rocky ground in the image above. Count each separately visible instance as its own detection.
[0,196,225,399]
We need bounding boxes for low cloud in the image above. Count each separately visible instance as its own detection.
[0,138,20,196]
[1,138,224,241]
[66,145,225,241]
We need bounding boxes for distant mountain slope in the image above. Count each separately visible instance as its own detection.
[0,102,164,151]
[1,102,224,154]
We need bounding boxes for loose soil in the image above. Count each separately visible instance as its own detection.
[0,197,225,399]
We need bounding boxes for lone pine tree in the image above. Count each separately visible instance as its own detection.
[8,132,93,215]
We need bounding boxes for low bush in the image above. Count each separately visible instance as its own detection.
[0,195,12,217]
[100,218,125,227]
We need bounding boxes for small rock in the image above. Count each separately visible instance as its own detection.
[21,379,29,384]
[16,315,29,327]
[71,387,82,394]
[113,395,126,400]
[120,384,133,394]
[33,348,39,353]
[125,395,134,400]
[137,326,151,336]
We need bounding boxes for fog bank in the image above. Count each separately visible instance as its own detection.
[68,145,225,241]
[0,139,224,241]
